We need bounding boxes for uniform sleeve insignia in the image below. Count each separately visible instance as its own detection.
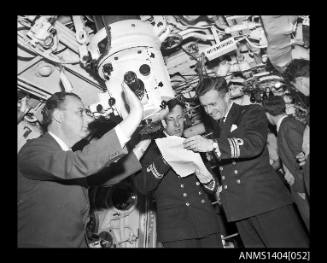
[146,163,164,179]
[228,137,244,158]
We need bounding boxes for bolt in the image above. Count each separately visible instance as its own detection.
[96,104,103,113]
[108,97,115,107]
[103,63,113,73]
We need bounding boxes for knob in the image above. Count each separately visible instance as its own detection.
[108,97,115,107]
[139,64,151,76]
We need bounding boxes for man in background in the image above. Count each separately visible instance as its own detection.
[284,58,310,200]
[263,95,309,232]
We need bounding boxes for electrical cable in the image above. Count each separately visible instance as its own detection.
[180,46,198,61]
[244,36,267,49]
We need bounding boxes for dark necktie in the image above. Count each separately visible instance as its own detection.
[219,117,226,127]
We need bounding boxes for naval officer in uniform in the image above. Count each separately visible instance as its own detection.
[133,98,222,248]
[183,77,309,248]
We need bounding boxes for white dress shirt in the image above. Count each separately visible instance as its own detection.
[48,131,70,151]
[276,114,288,132]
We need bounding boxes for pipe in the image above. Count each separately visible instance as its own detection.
[93,16,140,32]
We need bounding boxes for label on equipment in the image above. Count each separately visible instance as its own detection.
[203,37,237,61]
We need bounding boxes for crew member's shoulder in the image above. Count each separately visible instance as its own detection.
[244,103,264,111]
[282,116,306,130]
[18,133,56,153]
[239,103,265,115]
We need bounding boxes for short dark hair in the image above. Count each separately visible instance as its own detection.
[262,95,286,116]
[166,98,185,112]
[196,77,228,98]
[41,92,81,131]
[283,59,310,83]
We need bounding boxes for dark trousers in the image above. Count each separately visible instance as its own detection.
[303,156,310,200]
[291,188,310,233]
[235,204,309,248]
[162,233,223,248]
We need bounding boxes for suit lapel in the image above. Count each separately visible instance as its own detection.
[43,132,64,151]
[219,103,240,137]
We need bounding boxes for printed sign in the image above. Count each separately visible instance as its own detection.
[203,37,237,61]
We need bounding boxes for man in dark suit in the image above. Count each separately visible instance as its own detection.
[133,99,222,248]
[183,77,309,248]
[18,84,143,247]
[263,95,309,232]
[296,122,310,200]
[283,59,310,200]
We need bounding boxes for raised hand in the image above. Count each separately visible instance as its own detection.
[118,83,143,140]
[183,135,214,152]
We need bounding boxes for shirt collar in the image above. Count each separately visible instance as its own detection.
[163,130,185,138]
[222,102,234,122]
[276,114,288,132]
[163,130,170,137]
[48,131,71,151]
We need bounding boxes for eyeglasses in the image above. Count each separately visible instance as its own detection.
[62,108,94,118]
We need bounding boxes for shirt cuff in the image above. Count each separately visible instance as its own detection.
[213,139,222,158]
[115,124,131,148]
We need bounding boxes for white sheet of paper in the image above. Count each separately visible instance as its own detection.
[155,136,212,178]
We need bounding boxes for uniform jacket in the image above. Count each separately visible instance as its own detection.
[277,116,306,193]
[303,154,310,199]
[18,129,130,247]
[133,133,220,242]
[212,103,293,222]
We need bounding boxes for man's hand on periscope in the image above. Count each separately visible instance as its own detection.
[121,82,143,115]
[118,82,144,141]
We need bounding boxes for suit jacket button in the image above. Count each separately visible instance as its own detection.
[196,182,200,186]
[201,199,205,204]
[183,193,187,197]
[234,170,238,174]
[224,185,228,190]
[222,176,226,180]
[219,167,224,171]
[236,179,241,184]
[180,184,184,188]
[186,202,190,206]
[232,161,236,165]
[198,191,202,195]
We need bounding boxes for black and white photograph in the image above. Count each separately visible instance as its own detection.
[17,15,310,250]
